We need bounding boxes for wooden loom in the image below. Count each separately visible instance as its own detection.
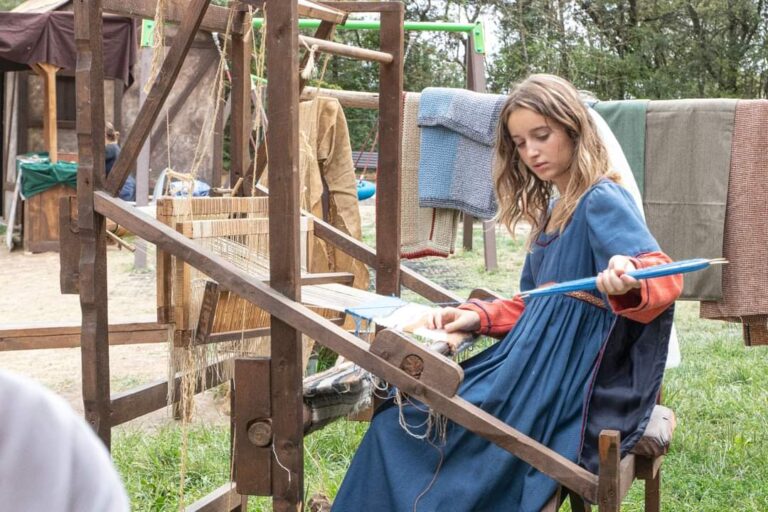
[65,0,671,510]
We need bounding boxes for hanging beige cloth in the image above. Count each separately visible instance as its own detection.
[298,96,370,291]
[401,92,460,258]
[644,99,737,300]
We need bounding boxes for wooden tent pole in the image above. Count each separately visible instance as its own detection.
[32,62,60,162]
[74,0,111,446]
[265,0,304,509]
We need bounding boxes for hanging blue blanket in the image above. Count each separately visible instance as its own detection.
[417,88,507,220]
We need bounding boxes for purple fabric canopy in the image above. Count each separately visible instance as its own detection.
[0,12,136,84]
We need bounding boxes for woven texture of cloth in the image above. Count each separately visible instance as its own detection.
[593,100,649,195]
[742,317,768,347]
[417,87,505,219]
[700,100,768,345]
[644,99,737,300]
[400,92,459,258]
[303,362,372,433]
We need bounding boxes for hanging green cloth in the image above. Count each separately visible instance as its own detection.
[20,160,78,198]
[593,100,649,194]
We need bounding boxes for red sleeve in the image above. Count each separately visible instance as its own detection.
[607,251,683,324]
[457,296,526,339]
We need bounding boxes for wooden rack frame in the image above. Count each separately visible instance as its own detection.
[67,0,659,510]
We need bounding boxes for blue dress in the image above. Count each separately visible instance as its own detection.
[333,181,667,512]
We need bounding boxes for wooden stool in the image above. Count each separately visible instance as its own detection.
[543,405,676,512]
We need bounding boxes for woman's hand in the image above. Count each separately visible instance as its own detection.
[423,307,481,333]
[596,255,641,296]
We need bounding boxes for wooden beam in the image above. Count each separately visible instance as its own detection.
[618,454,636,501]
[93,192,599,501]
[301,86,379,109]
[0,320,169,351]
[102,0,248,35]
[635,454,664,480]
[180,316,344,347]
[299,35,393,63]
[265,0,303,509]
[229,10,253,198]
[370,329,463,397]
[104,0,215,197]
[310,213,461,304]
[319,2,402,13]
[135,46,152,270]
[194,281,220,346]
[375,7,404,298]
[297,272,354,286]
[110,358,230,426]
[59,195,80,294]
[598,430,621,511]
[233,358,272,495]
[75,0,111,447]
[297,0,347,24]
[33,62,60,163]
[185,483,245,512]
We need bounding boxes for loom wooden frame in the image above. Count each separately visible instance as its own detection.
[65,0,662,510]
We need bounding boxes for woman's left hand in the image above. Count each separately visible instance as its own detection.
[596,255,641,296]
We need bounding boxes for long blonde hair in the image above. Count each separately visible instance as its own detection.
[493,74,617,245]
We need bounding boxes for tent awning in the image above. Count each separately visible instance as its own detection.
[0,11,136,84]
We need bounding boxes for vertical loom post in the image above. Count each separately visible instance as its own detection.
[135,44,152,269]
[74,0,111,445]
[265,0,304,509]
[376,5,404,297]
[231,8,253,195]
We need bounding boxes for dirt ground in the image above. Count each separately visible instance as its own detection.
[0,204,380,430]
[0,240,229,429]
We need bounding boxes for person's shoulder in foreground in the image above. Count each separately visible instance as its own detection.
[0,370,130,512]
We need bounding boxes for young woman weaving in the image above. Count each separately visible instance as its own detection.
[333,74,682,511]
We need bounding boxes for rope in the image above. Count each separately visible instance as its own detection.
[144,0,167,94]
[300,38,320,80]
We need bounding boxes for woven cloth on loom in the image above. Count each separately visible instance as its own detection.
[401,92,459,258]
[417,87,505,220]
[644,99,737,300]
[700,100,768,345]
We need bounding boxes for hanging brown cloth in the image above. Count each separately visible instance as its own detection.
[298,96,370,292]
[700,100,768,346]
[644,99,737,300]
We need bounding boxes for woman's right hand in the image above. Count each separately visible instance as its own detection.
[424,307,481,333]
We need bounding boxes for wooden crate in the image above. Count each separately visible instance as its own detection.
[23,184,75,253]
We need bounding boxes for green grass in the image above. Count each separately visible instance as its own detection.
[112,223,768,511]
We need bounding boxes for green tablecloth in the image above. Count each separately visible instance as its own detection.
[19,155,77,199]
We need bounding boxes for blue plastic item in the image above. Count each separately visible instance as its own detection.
[520,258,726,299]
[357,180,376,200]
